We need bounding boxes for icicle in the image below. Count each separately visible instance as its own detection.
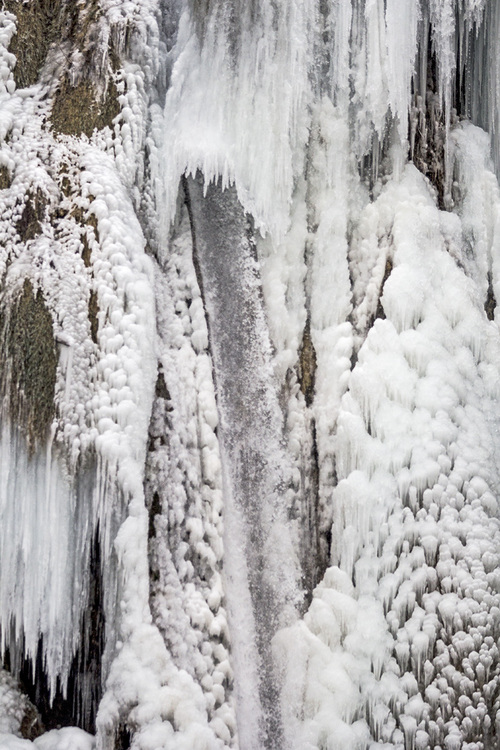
[385,0,419,146]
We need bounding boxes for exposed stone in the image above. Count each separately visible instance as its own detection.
[0,165,12,191]
[88,289,99,344]
[375,256,393,321]
[20,700,44,741]
[51,77,120,138]
[72,204,99,266]
[298,319,317,407]
[485,271,496,321]
[0,279,57,449]
[16,190,46,241]
[59,166,73,199]
[81,233,92,267]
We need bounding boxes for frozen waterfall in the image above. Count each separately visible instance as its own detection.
[0,1,500,749]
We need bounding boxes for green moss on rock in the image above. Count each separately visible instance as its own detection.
[1,279,57,448]
[68,0,101,51]
[5,0,64,88]
[6,0,121,139]
[5,0,107,90]
[51,77,120,138]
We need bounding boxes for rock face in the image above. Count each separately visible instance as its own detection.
[1,2,500,750]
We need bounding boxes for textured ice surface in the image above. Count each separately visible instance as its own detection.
[1,1,500,749]
[0,728,95,750]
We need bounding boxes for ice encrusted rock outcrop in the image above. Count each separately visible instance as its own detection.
[0,1,500,749]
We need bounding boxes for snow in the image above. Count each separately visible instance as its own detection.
[0,3,231,748]
[0,672,32,739]
[325,153,500,746]
[2,0,500,749]
[144,217,237,746]
[0,76,160,698]
[0,728,95,750]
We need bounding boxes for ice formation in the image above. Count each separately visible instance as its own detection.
[0,0,500,749]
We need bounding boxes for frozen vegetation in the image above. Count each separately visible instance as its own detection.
[0,0,500,749]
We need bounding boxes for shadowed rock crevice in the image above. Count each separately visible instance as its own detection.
[410,24,453,210]
[374,256,393,322]
[1,531,105,735]
[88,290,99,345]
[298,318,317,407]
[485,271,496,321]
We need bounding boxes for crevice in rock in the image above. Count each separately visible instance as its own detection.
[298,318,317,408]
[374,256,393,322]
[1,531,104,734]
[485,271,496,321]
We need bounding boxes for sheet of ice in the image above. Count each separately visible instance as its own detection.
[158,4,500,748]
[160,0,500,238]
[0,87,159,691]
[0,5,207,749]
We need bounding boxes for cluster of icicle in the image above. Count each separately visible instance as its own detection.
[163,1,500,748]
[0,1,500,749]
[162,0,500,236]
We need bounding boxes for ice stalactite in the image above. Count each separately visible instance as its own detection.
[162,0,314,239]
[332,146,500,748]
[0,1,167,744]
[2,0,500,749]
